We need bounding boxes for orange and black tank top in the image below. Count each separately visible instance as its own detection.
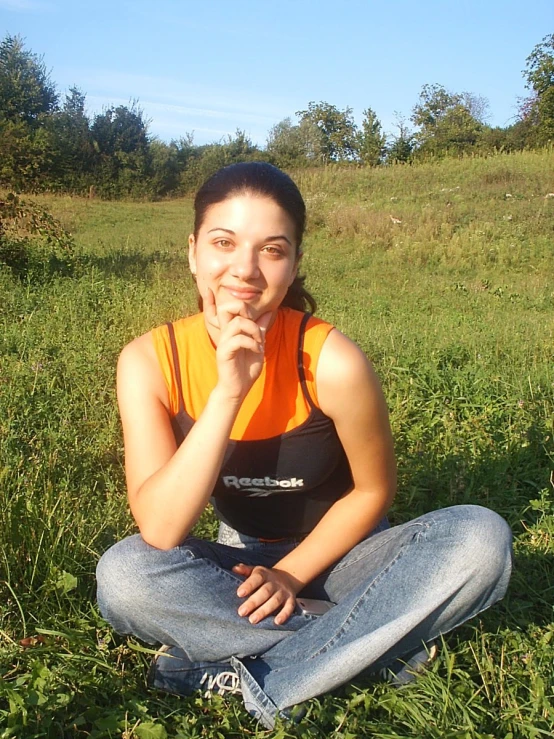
[151,307,353,538]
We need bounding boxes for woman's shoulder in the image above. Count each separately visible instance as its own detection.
[279,306,333,329]
[316,327,382,419]
[117,313,203,403]
[150,312,204,345]
[122,313,203,363]
[117,329,161,394]
[279,307,335,349]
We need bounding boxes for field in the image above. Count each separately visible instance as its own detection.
[1,150,554,738]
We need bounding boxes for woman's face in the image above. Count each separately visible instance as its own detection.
[189,193,299,322]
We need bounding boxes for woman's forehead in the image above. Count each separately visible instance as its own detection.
[200,194,295,234]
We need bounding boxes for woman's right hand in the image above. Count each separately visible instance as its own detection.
[203,289,273,402]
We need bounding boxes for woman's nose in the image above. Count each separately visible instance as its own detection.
[230,248,260,279]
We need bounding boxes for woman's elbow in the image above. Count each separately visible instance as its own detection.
[140,529,183,550]
[134,518,189,551]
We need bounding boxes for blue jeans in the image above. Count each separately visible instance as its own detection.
[96,505,512,729]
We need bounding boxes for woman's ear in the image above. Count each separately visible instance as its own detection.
[188,234,197,276]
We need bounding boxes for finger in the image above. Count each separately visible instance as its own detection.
[221,335,263,358]
[236,569,267,599]
[274,596,296,626]
[206,297,247,334]
[248,592,287,624]
[256,311,273,333]
[239,581,280,618]
[232,563,254,576]
[256,311,272,350]
[222,316,265,344]
[216,299,254,327]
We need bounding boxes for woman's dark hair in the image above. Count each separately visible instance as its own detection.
[193,162,316,313]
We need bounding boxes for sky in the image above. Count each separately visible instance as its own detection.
[1,0,552,146]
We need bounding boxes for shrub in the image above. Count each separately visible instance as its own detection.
[0,192,75,278]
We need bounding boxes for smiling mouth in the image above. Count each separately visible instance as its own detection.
[223,286,262,300]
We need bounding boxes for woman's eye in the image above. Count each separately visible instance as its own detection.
[263,245,283,256]
[215,239,232,248]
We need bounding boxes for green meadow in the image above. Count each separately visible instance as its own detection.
[1,149,553,737]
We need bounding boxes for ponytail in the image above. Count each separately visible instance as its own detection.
[280,274,317,314]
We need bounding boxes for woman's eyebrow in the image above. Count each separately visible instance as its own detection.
[207,228,292,247]
[265,234,292,247]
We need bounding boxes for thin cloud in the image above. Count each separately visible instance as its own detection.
[85,94,273,126]
[85,94,268,145]
[66,68,290,122]
[64,68,290,144]
[144,100,275,126]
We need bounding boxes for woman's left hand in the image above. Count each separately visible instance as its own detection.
[232,563,301,625]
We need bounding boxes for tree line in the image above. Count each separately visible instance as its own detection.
[0,33,552,199]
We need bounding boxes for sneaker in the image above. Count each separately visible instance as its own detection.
[200,670,241,697]
[379,641,438,687]
[148,645,241,698]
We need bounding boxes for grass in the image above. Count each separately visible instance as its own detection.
[1,149,553,737]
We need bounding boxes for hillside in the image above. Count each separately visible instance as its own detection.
[1,149,553,737]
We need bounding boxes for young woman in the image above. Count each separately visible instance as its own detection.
[96,162,512,730]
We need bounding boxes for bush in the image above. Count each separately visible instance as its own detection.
[0,193,75,278]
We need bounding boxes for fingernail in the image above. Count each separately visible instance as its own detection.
[238,606,246,616]
[249,616,258,624]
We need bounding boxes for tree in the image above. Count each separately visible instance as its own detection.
[296,101,358,163]
[181,130,264,192]
[221,128,260,161]
[148,139,181,196]
[535,86,554,144]
[0,119,54,190]
[266,117,325,168]
[520,34,554,145]
[386,113,414,163]
[0,34,58,125]
[91,101,149,157]
[358,108,386,166]
[412,83,459,131]
[46,86,95,189]
[411,84,485,157]
[90,102,151,196]
[523,33,554,96]
[0,34,58,189]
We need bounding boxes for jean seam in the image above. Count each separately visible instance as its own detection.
[306,519,431,662]
[181,541,258,580]
[202,557,244,584]
[329,521,430,573]
[231,656,280,729]
[288,534,423,666]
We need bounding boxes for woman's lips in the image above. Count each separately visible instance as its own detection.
[223,286,261,300]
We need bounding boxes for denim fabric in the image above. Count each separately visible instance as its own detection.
[96,505,512,730]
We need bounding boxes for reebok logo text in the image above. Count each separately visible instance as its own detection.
[223,476,304,490]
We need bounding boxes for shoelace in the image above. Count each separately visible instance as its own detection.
[200,671,241,697]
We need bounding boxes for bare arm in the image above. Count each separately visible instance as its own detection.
[119,293,272,550]
[234,328,396,623]
[118,337,242,549]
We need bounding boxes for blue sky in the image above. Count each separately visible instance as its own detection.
[1,0,552,146]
